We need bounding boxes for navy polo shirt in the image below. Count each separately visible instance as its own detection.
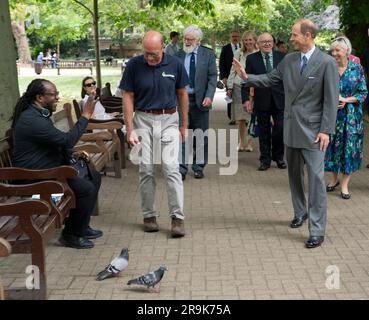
[119,54,189,110]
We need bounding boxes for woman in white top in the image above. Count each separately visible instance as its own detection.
[227,31,258,151]
[80,77,107,119]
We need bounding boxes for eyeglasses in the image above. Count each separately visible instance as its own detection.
[143,51,161,58]
[184,37,197,42]
[334,37,349,47]
[259,40,273,45]
[44,91,59,97]
[84,81,96,87]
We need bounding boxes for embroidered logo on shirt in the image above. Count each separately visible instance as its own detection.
[162,72,175,78]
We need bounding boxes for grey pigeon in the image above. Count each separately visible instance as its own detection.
[127,265,168,292]
[96,248,129,281]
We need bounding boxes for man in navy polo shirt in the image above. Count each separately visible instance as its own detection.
[120,30,189,238]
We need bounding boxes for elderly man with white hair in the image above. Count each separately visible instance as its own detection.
[176,25,217,180]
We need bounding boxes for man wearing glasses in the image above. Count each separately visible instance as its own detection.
[243,32,286,172]
[120,30,189,238]
[176,25,217,180]
[11,79,103,249]
[234,19,339,249]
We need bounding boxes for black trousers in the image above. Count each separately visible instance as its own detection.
[64,169,101,237]
[255,103,284,165]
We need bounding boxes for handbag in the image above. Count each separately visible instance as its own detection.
[248,112,260,138]
[69,155,91,179]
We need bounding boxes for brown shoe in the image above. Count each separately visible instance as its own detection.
[171,217,185,238]
[143,217,159,232]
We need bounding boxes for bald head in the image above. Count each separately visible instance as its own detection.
[142,30,164,66]
[143,30,164,47]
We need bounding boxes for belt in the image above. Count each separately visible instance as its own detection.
[139,107,176,115]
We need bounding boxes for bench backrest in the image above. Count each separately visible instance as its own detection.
[0,137,12,184]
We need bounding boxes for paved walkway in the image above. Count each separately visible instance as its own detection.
[2,90,369,300]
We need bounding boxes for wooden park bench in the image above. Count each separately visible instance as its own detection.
[56,60,93,75]
[0,182,69,300]
[70,100,126,170]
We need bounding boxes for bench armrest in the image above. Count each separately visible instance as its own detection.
[80,131,113,141]
[0,199,51,217]
[86,121,123,130]
[0,237,11,257]
[0,166,77,182]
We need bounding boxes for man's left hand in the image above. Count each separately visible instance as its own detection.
[202,97,212,107]
[179,126,188,142]
[314,132,330,151]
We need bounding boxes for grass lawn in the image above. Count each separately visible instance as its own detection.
[18,70,122,109]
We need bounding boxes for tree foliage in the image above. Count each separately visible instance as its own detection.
[338,0,369,55]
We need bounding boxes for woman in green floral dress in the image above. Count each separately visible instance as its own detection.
[325,36,368,199]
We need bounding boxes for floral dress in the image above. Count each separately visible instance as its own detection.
[325,60,368,174]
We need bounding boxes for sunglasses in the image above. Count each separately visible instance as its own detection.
[84,81,96,87]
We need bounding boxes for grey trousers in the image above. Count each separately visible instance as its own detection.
[133,111,184,220]
[286,146,327,236]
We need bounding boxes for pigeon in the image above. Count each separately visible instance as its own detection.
[96,247,129,281]
[127,265,168,293]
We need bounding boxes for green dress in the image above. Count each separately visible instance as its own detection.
[325,61,368,174]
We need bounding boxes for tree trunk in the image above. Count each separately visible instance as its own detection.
[0,0,20,136]
[11,20,32,64]
[93,0,102,89]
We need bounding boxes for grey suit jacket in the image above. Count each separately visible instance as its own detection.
[176,46,217,111]
[246,48,339,149]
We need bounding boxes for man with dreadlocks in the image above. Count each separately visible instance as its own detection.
[11,79,103,249]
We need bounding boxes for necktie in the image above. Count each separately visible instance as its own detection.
[234,44,238,51]
[265,53,272,73]
[300,55,308,74]
[189,52,196,88]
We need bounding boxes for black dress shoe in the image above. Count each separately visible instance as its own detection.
[290,214,308,228]
[228,120,236,125]
[194,171,204,179]
[326,181,339,192]
[181,173,186,181]
[341,192,351,200]
[84,226,103,239]
[305,236,324,249]
[258,163,270,171]
[59,233,94,249]
[276,160,287,169]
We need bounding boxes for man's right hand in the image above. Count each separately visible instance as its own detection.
[127,129,140,146]
[82,94,97,119]
[222,78,228,87]
[233,58,248,81]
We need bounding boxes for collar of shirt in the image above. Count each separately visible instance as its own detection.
[301,45,315,62]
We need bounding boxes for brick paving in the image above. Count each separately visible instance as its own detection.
[2,90,369,300]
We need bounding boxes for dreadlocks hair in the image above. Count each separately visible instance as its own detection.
[11,79,52,129]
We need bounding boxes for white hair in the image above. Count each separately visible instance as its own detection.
[331,36,352,56]
[183,25,203,41]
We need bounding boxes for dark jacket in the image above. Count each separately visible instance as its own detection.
[12,105,88,169]
[245,50,286,111]
[219,43,235,80]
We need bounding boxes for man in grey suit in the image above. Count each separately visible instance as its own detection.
[234,19,339,248]
[176,25,217,180]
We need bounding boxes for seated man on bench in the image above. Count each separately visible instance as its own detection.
[10,79,103,249]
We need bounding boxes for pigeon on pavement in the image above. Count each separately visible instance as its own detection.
[127,265,167,292]
[96,247,129,281]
